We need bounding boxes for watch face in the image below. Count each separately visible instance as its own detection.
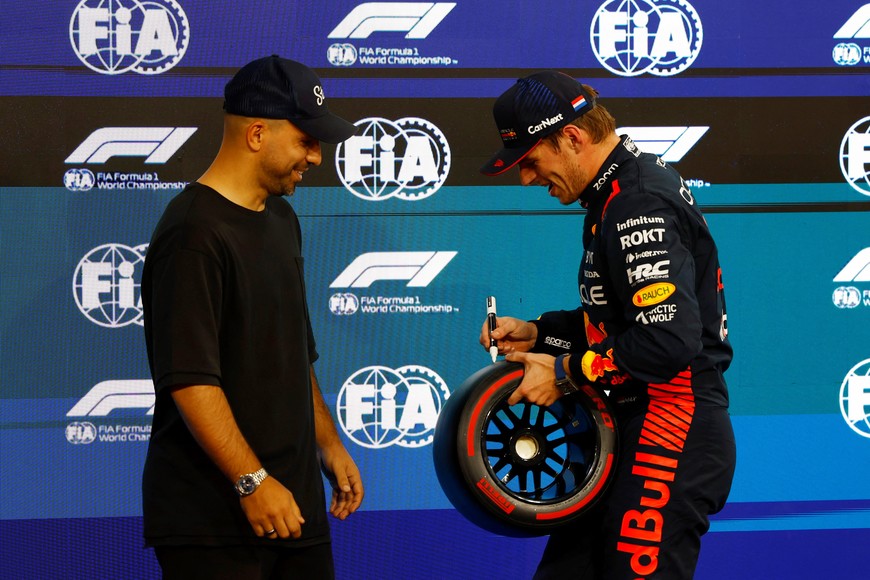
[239,475,256,494]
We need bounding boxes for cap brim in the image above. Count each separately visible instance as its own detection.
[293,113,359,144]
[479,139,542,176]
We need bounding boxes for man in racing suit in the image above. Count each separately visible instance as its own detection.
[479,71,736,579]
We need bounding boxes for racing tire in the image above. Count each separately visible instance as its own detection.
[433,361,617,537]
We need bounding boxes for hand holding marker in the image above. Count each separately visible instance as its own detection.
[487,296,498,363]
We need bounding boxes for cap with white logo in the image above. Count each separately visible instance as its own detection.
[480,71,596,176]
[223,55,358,144]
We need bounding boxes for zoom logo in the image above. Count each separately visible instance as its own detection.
[70,0,190,75]
[337,365,450,448]
[590,0,702,77]
[330,251,456,288]
[66,127,197,164]
[336,117,451,201]
[840,117,870,196]
[328,2,456,39]
[73,243,147,328]
[617,126,708,162]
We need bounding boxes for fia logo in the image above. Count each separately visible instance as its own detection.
[328,43,358,66]
[840,359,870,438]
[69,0,190,75]
[590,0,703,77]
[73,243,147,327]
[335,117,451,201]
[337,365,450,448]
[840,117,870,196]
[64,168,96,191]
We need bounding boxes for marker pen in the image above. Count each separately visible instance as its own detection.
[487,296,498,363]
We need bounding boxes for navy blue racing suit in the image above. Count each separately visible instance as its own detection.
[530,135,736,579]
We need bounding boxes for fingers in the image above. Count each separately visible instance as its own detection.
[330,471,364,520]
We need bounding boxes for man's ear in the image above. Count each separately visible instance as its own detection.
[561,124,586,152]
[246,120,267,152]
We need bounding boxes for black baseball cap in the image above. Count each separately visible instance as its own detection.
[223,55,358,144]
[480,71,596,176]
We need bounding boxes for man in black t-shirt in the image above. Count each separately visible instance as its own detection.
[142,56,364,579]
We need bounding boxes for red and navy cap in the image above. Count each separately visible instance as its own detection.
[224,55,358,144]
[480,71,596,176]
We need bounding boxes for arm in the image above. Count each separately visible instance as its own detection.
[310,367,364,520]
[171,384,305,538]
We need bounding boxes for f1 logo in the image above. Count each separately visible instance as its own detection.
[67,380,155,417]
[834,248,870,282]
[66,127,197,164]
[328,2,456,39]
[617,126,708,163]
[834,4,870,38]
[330,251,456,288]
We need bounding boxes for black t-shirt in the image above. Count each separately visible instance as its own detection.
[141,183,328,546]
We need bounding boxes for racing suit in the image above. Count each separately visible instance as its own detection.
[530,135,736,579]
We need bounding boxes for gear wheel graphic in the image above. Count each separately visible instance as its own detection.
[393,365,451,448]
[133,0,190,75]
[392,118,452,201]
[647,0,703,77]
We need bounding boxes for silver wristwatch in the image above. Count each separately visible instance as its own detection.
[234,467,268,496]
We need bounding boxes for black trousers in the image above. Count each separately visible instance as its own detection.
[534,404,736,579]
[154,542,334,580]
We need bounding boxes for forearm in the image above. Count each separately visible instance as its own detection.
[170,384,262,482]
[310,367,343,452]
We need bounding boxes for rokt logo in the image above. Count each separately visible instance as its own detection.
[336,117,451,201]
[590,0,703,77]
[833,4,870,66]
[840,358,870,438]
[330,251,456,288]
[617,126,708,162]
[337,365,450,448]
[840,116,870,196]
[73,243,147,328]
[67,380,155,417]
[69,0,190,75]
[66,127,197,164]
[328,2,456,39]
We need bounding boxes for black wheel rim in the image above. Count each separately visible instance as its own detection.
[481,392,600,503]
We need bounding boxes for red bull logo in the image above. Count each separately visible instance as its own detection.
[584,312,608,345]
[589,348,620,379]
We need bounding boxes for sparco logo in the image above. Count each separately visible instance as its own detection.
[337,365,450,448]
[840,116,870,196]
[73,243,147,328]
[832,4,870,66]
[70,0,190,75]
[544,336,572,350]
[336,117,451,200]
[839,358,870,438]
[590,0,703,77]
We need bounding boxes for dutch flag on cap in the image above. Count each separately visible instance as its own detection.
[572,95,587,112]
